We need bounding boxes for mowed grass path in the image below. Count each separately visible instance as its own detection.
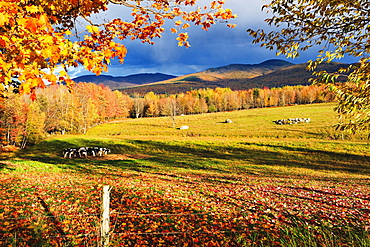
[1,103,369,246]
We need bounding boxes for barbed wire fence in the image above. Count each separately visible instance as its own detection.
[0,185,247,246]
[2,183,370,246]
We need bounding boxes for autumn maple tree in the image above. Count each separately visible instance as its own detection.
[0,0,236,99]
[247,0,370,135]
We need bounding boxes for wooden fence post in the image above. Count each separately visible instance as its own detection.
[100,185,110,247]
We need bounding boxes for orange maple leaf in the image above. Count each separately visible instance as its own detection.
[25,19,38,33]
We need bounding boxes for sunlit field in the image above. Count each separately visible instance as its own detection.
[1,103,369,246]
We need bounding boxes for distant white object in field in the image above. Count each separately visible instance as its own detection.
[181,114,185,116]
[225,119,232,123]
[179,126,189,130]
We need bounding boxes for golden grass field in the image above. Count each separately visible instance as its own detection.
[1,103,369,246]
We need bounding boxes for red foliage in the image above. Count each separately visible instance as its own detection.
[0,170,369,246]
[0,87,362,245]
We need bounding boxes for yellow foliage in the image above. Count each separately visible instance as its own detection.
[86,25,99,33]
[0,0,236,98]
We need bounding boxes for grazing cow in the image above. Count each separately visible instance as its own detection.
[86,147,96,157]
[77,147,88,158]
[69,149,77,158]
[63,148,70,158]
[89,147,104,156]
[63,148,78,158]
[102,148,111,155]
[63,148,69,158]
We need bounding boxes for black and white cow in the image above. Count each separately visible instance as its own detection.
[63,148,78,158]
[77,147,88,158]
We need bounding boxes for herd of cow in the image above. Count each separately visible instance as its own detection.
[63,147,111,158]
[273,118,311,125]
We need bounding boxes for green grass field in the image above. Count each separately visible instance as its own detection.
[1,103,369,246]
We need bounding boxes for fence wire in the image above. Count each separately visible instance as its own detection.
[0,210,238,222]
[0,210,245,242]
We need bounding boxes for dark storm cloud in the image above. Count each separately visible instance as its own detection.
[69,0,359,78]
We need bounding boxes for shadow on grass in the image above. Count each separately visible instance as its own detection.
[9,138,370,176]
[273,127,328,139]
[7,139,149,175]
[239,142,370,174]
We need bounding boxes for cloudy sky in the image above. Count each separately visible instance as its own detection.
[70,0,358,78]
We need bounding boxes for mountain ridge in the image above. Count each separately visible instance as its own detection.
[73,73,176,89]
[72,59,349,94]
[205,59,294,73]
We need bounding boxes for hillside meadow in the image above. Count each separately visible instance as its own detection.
[0,103,369,246]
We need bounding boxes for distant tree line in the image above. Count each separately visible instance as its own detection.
[133,85,335,119]
[0,83,334,147]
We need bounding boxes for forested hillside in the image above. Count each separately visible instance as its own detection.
[120,61,348,94]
